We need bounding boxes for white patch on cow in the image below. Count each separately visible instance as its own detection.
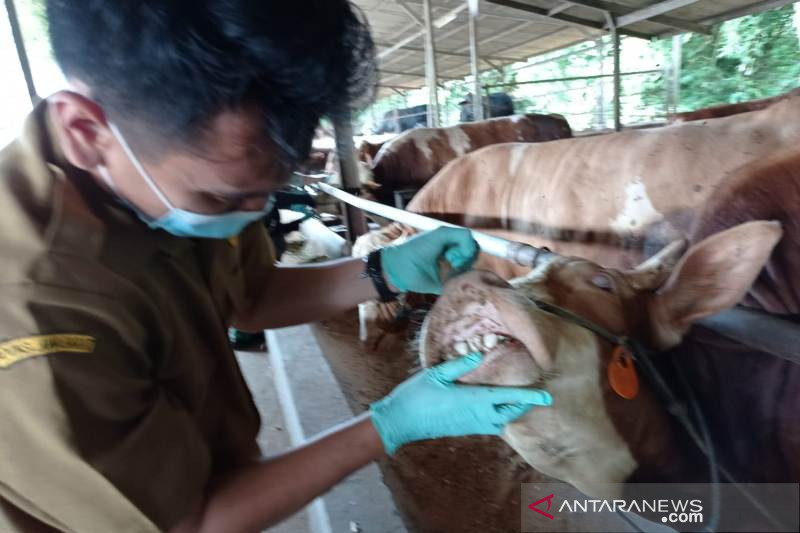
[502,321,638,499]
[445,126,472,156]
[610,178,664,234]
[510,114,526,123]
[508,144,527,175]
[357,160,373,185]
[410,129,441,160]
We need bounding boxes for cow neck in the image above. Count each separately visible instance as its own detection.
[527,297,711,484]
[596,339,704,485]
[665,327,800,483]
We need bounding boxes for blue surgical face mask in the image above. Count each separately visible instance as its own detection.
[97,122,275,239]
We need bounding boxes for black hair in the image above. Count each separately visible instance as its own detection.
[46,0,376,163]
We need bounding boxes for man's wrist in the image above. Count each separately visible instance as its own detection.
[362,250,400,302]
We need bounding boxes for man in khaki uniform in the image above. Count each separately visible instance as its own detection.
[0,2,552,531]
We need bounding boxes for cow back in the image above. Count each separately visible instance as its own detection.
[407,94,800,276]
[368,114,572,204]
[690,147,800,315]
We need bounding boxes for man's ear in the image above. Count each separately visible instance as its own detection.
[47,91,112,170]
[650,220,782,347]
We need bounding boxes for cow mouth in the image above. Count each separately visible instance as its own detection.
[423,295,543,386]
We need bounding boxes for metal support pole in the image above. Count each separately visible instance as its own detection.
[422,0,440,127]
[468,1,484,121]
[5,0,38,106]
[612,29,621,132]
[594,36,605,129]
[670,34,682,113]
[332,113,367,242]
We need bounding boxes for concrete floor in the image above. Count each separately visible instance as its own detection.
[235,350,312,533]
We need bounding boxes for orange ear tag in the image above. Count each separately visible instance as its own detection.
[608,345,639,400]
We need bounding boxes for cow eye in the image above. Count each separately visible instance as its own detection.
[590,273,615,292]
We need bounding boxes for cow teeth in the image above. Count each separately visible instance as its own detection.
[454,341,469,355]
[467,338,481,351]
[483,333,498,349]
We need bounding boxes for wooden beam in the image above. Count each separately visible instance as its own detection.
[398,2,425,27]
[374,42,520,63]
[563,0,710,33]
[436,25,567,77]
[512,42,598,71]
[484,0,651,39]
[403,2,563,24]
[379,11,472,69]
[548,1,574,16]
[483,58,505,74]
[475,19,532,48]
[379,69,460,81]
[378,84,418,92]
[483,25,568,57]
[378,4,468,60]
[616,0,702,28]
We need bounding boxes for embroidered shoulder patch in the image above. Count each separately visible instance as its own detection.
[0,334,96,369]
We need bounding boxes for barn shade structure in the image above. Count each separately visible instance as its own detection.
[357,0,798,100]
[5,0,796,240]
[333,0,797,239]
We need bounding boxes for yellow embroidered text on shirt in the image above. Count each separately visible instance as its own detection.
[0,334,96,369]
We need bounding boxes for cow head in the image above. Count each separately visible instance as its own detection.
[419,221,782,498]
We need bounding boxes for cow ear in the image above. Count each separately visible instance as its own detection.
[649,221,782,347]
[624,239,689,291]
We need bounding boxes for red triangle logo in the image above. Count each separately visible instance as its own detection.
[528,494,555,520]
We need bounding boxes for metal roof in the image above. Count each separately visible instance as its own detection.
[357,0,798,96]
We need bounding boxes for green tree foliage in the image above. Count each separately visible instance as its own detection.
[643,5,800,112]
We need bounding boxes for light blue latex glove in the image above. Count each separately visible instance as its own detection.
[381,226,479,295]
[369,352,552,455]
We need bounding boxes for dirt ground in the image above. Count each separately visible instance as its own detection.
[311,311,573,533]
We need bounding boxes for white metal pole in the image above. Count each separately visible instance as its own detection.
[595,36,606,129]
[422,0,441,127]
[612,29,622,131]
[468,0,484,121]
[671,34,682,114]
[316,183,555,267]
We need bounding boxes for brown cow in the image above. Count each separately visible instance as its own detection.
[417,219,796,522]
[689,146,800,315]
[353,93,800,342]
[366,114,572,205]
[669,87,800,123]
[416,142,800,518]
[405,92,800,276]
[357,139,386,166]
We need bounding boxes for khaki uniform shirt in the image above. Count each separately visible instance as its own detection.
[0,102,276,532]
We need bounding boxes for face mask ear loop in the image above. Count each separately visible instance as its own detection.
[96,164,118,193]
[107,122,175,210]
